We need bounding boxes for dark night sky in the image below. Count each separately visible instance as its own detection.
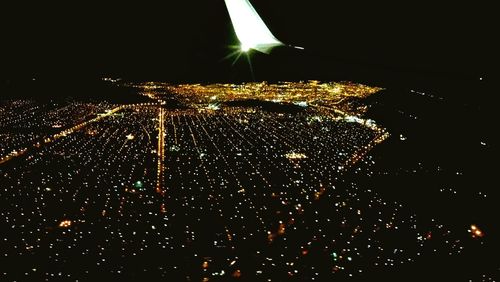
[1,1,495,82]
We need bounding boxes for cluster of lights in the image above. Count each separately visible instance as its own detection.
[0,82,484,280]
[469,224,484,238]
[58,220,72,228]
[285,152,307,160]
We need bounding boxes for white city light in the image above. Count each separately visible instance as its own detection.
[224,0,284,54]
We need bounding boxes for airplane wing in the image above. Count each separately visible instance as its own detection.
[224,0,284,54]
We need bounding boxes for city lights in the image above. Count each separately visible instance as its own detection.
[0,81,489,280]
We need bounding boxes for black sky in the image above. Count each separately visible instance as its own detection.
[1,1,495,82]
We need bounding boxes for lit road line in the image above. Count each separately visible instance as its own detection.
[171,115,178,145]
[156,106,166,194]
[140,122,152,145]
[0,105,124,165]
[344,131,390,168]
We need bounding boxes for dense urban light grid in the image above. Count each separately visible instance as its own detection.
[1,80,492,281]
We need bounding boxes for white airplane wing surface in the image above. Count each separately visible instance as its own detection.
[224,0,284,54]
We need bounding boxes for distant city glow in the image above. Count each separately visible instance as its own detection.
[224,0,284,54]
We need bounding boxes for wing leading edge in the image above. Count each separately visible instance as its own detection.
[224,0,284,54]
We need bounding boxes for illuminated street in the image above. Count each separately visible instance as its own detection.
[156,107,166,195]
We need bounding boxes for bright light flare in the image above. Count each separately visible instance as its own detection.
[241,44,251,52]
[224,0,284,54]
